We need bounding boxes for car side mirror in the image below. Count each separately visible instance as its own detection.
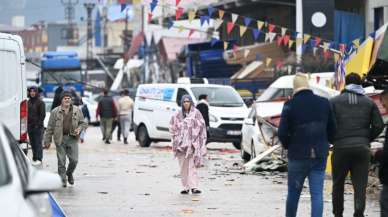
[25,170,62,196]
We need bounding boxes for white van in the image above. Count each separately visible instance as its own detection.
[0,33,28,147]
[133,80,248,148]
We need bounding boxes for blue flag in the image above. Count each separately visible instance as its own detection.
[210,38,218,47]
[167,18,174,29]
[208,6,215,17]
[252,29,261,40]
[150,2,157,12]
[244,17,252,27]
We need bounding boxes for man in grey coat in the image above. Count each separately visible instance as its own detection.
[330,73,384,217]
[44,91,87,187]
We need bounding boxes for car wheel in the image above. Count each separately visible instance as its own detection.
[241,144,251,162]
[137,125,151,147]
[232,141,241,150]
[250,141,256,160]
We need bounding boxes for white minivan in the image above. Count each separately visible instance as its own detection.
[133,79,248,148]
[0,33,28,150]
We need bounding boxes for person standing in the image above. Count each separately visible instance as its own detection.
[196,94,210,130]
[169,95,207,194]
[330,73,384,217]
[27,86,46,166]
[118,89,134,145]
[374,89,388,217]
[96,89,117,144]
[278,73,336,217]
[51,86,64,111]
[44,91,87,187]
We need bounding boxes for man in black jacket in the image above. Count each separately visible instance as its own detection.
[374,89,388,217]
[96,89,117,144]
[27,86,46,165]
[330,73,384,217]
[196,94,209,127]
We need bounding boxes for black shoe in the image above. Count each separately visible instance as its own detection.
[180,189,190,194]
[67,173,74,185]
[191,189,201,194]
[124,138,128,144]
[117,138,121,141]
[105,140,111,144]
[62,181,67,188]
[102,137,106,141]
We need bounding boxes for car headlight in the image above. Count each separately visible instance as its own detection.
[209,114,218,122]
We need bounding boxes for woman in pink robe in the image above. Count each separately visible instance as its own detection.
[169,94,207,194]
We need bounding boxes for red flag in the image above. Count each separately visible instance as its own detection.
[119,0,126,4]
[283,35,290,46]
[268,24,275,33]
[227,22,234,35]
[276,36,283,47]
[176,7,184,20]
[176,0,181,6]
[148,13,153,23]
[315,37,321,46]
[188,29,195,38]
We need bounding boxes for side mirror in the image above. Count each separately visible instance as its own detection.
[25,170,62,196]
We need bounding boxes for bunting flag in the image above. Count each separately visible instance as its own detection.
[121,4,127,12]
[132,0,141,4]
[257,21,264,30]
[265,32,276,43]
[283,35,290,46]
[315,37,321,46]
[303,34,311,44]
[232,13,239,24]
[224,41,228,50]
[176,7,184,20]
[281,27,287,36]
[268,24,275,33]
[252,29,261,40]
[167,18,174,29]
[369,31,376,39]
[150,1,157,12]
[352,39,360,49]
[244,49,250,58]
[188,29,195,39]
[244,17,252,27]
[239,25,247,37]
[148,12,153,23]
[200,16,210,26]
[188,10,196,23]
[266,58,272,67]
[288,40,294,48]
[227,22,234,34]
[178,25,184,32]
[210,38,218,47]
[276,36,283,46]
[176,0,181,6]
[291,31,299,40]
[208,5,215,17]
[214,19,223,30]
[218,10,225,19]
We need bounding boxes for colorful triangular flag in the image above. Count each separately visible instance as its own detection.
[210,38,218,47]
[296,38,303,48]
[352,39,360,48]
[214,19,223,30]
[240,26,247,37]
[208,5,215,17]
[176,7,184,20]
[148,12,153,23]
[244,49,250,58]
[283,35,290,46]
[176,0,181,6]
[265,32,276,43]
[268,24,275,32]
[227,22,234,35]
[224,41,228,50]
[178,25,184,33]
[281,27,287,36]
[257,21,264,30]
[288,40,294,48]
[303,34,311,44]
[315,37,321,46]
[232,13,239,24]
[188,10,196,23]
[188,29,195,39]
[369,31,376,39]
[244,17,252,27]
[276,36,283,46]
[150,2,157,12]
[218,10,225,19]
[200,16,210,26]
[252,29,261,40]
[167,18,174,29]
[266,58,272,67]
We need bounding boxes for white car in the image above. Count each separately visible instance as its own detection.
[0,123,61,217]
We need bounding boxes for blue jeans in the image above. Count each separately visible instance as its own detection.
[286,158,327,217]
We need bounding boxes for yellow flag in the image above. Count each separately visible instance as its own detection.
[224,42,228,50]
[132,0,141,4]
[296,38,303,47]
[353,39,360,48]
[303,34,311,44]
[178,25,184,33]
[188,10,196,23]
[288,40,294,48]
[240,26,247,37]
[218,10,225,19]
[266,58,272,67]
[257,21,264,30]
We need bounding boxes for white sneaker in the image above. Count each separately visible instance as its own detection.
[32,160,42,166]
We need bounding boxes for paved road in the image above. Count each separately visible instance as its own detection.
[40,127,380,217]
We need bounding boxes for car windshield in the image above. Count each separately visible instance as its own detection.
[191,87,244,107]
[42,70,82,84]
[0,141,10,187]
[257,87,293,102]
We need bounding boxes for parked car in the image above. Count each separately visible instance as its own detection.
[0,123,61,217]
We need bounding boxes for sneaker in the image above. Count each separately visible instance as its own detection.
[124,138,128,144]
[105,140,111,144]
[32,160,42,166]
[67,173,74,185]
[180,189,190,194]
[191,189,201,194]
[62,180,67,188]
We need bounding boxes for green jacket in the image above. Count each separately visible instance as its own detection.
[44,105,87,145]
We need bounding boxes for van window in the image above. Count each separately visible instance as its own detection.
[191,87,244,107]
[176,88,189,106]
[0,51,18,101]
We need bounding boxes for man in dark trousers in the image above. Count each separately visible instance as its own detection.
[278,73,336,217]
[196,94,210,139]
[96,89,117,144]
[330,73,384,217]
[27,86,46,166]
[373,89,388,217]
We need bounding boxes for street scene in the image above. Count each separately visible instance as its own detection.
[1,0,388,217]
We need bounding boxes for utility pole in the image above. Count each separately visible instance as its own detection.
[84,3,95,83]
[61,0,79,45]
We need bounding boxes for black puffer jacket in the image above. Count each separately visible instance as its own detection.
[28,96,46,130]
[330,90,384,149]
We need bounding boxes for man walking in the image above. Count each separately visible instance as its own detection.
[27,86,46,166]
[118,89,134,145]
[278,73,336,217]
[330,73,384,217]
[196,94,210,129]
[44,91,87,187]
[96,89,117,144]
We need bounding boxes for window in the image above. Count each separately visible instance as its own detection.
[4,127,29,187]
[191,87,244,107]
[0,139,11,187]
[176,88,189,106]
[375,7,384,31]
